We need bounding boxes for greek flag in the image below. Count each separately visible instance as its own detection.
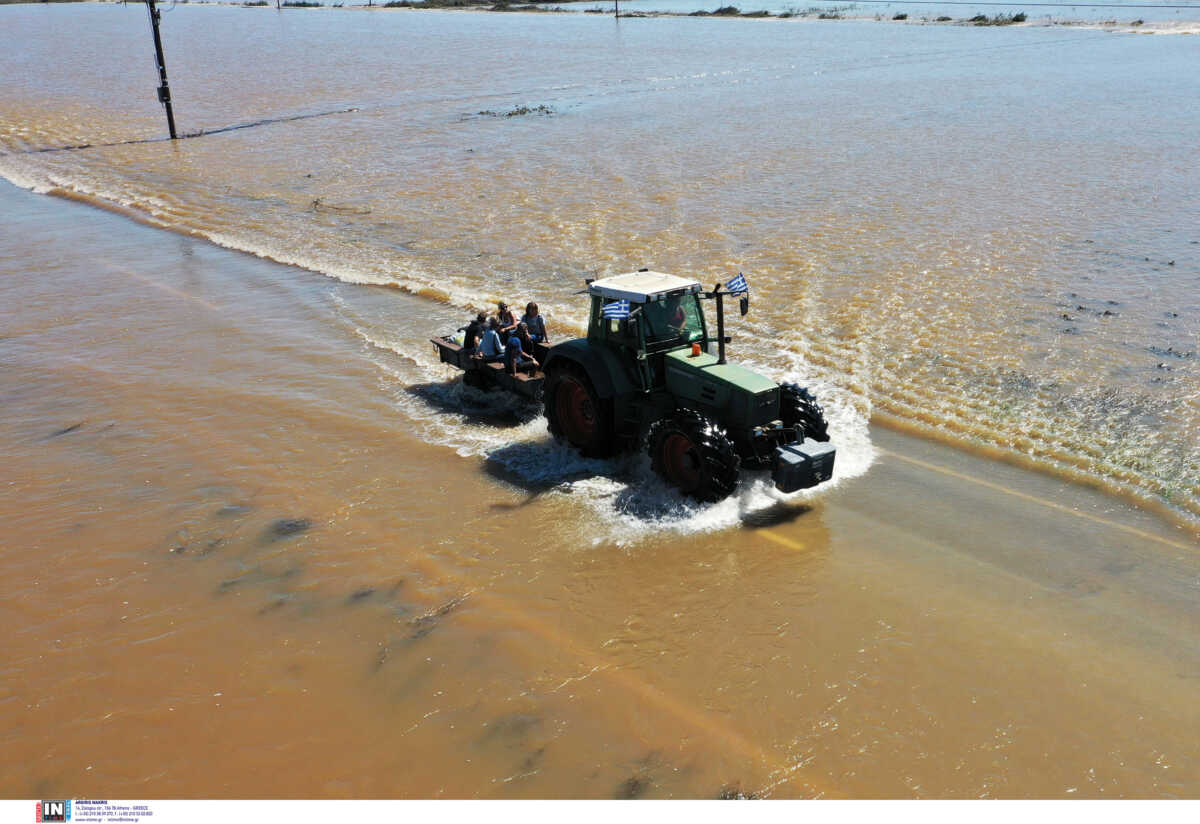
[601,299,630,319]
[727,272,750,296]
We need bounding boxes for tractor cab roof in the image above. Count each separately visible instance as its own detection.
[588,271,703,304]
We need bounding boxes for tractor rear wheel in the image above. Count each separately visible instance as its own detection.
[646,409,740,502]
[780,383,829,442]
[544,364,614,457]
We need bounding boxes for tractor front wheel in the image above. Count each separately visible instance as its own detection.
[780,383,829,442]
[646,409,740,502]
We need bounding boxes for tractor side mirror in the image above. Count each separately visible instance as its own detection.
[739,296,749,316]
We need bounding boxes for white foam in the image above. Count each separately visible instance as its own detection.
[0,156,57,195]
[361,321,876,545]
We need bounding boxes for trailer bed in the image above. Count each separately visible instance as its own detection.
[430,336,547,401]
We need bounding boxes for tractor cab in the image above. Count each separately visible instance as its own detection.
[587,271,709,356]
[586,270,715,393]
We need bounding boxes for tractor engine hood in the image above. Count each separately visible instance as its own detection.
[663,349,780,429]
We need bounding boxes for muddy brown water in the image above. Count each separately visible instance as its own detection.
[2,5,1198,798]
[2,180,1197,799]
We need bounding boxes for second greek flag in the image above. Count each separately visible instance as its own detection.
[601,299,631,319]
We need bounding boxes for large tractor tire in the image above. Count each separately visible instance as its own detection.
[544,363,615,457]
[646,409,740,502]
[780,383,830,442]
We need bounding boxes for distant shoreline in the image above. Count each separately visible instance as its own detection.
[3,0,1197,31]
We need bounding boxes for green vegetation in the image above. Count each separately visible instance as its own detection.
[892,12,905,19]
[490,3,567,11]
[688,4,752,14]
[384,0,481,6]
[936,15,951,20]
[282,1,322,6]
[477,104,554,117]
[969,11,1027,24]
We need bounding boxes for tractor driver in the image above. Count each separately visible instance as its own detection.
[665,295,687,334]
[643,295,696,343]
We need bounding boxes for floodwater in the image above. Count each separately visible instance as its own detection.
[1,4,1198,799]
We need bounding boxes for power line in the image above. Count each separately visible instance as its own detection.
[4,107,361,156]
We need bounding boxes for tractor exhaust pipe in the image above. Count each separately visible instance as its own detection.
[713,283,726,365]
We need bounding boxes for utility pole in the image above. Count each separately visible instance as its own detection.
[614,0,619,18]
[145,0,177,139]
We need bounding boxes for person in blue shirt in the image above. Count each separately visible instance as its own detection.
[521,302,549,344]
[477,317,505,362]
[504,329,539,375]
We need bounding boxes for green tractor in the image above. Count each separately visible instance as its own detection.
[541,270,834,501]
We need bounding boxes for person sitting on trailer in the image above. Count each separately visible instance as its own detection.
[496,302,518,341]
[504,328,539,375]
[514,321,536,356]
[521,302,548,344]
[477,317,506,363]
[458,312,487,351]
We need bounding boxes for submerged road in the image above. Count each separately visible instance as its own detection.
[2,179,1197,798]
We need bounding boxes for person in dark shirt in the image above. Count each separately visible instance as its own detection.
[514,321,535,355]
[504,330,538,375]
[497,301,518,341]
[458,312,487,351]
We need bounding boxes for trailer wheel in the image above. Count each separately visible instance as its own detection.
[647,410,740,502]
[462,369,489,391]
[545,364,613,457]
[780,383,829,442]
